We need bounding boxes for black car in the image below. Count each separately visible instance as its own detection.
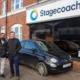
[19,40,73,76]
[54,40,80,57]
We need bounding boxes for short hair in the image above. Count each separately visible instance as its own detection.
[0,33,5,38]
[10,31,15,34]
[1,33,5,35]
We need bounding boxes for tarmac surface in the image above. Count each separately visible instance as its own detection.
[0,59,80,80]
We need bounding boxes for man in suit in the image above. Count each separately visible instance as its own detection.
[8,31,21,80]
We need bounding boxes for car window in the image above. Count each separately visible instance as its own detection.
[67,41,79,49]
[24,41,36,49]
[36,41,61,52]
[36,41,48,51]
[21,41,25,47]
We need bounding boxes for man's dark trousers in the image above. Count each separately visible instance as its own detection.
[9,56,19,77]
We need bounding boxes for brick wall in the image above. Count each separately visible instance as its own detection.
[0,0,38,14]
[0,11,29,40]
[0,0,38,40]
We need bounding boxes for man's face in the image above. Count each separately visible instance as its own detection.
[10,33,15,39]
[1,34,5,38]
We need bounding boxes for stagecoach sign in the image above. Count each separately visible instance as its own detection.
[26,0,80,24]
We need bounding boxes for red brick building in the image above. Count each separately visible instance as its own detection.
[0,0,42,40]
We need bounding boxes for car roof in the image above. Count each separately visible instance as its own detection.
[21,39,49,43]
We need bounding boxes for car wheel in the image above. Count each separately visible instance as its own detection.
[37,62,48,76]
[19,60,22,65]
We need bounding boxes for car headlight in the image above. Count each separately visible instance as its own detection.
[50,58,58,63]
[50,63,57,67]
[69,55,72,60]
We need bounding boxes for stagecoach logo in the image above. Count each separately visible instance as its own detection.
[30,9,38,21]
[30,1,80,21]
[40,1,80,17]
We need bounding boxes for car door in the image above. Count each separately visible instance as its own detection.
[21,41,39,68]
[19,41,25,63]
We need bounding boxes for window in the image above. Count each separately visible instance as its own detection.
[37,0,48,3]
[21,41,25,47]
[24,41,36,49]
[1,26,5,33]
[2,1,6,14]
[11,24,22,40]
[36,41,48,51]
[12,0,23,10]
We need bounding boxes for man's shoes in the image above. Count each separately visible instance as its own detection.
[0,74,5,78]
[16,76,20,80]
[9,74,14,78]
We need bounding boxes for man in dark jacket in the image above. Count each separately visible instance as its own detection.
[0,33,7,78]
[7,31,21,80]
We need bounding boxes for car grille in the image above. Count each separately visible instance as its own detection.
[59,59,70,64]
[56,59,72,69]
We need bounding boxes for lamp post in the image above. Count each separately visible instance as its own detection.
[5,0,8,38]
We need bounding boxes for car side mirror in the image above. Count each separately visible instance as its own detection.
[27,48,38,53]
[31,49,37,53]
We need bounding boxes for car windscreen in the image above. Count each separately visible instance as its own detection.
[67,41,79,49]
[36,41,60,52]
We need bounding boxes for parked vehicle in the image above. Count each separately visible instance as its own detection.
[54,40,80,57]
[19,40,73,76]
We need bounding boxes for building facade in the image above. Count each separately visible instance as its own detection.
[26,0,80,58]
[0,0,51,40]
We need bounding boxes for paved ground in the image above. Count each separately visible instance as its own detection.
[0,59,80,80]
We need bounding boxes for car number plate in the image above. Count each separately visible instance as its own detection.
[78,51,80,57]
[63,63,71,68]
